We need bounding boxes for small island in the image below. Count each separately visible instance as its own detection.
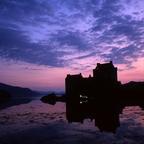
[40,93,66,105]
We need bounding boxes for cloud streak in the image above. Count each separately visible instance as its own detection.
[0,0,144,90]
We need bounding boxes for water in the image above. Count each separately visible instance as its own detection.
[0,99,144,144]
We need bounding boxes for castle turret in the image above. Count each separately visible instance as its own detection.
[93,61,117,83]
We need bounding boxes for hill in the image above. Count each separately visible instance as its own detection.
[0,83,40,97]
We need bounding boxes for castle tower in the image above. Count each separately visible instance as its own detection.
[93,61,117,83]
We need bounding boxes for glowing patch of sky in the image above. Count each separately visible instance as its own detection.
[0,0,144,91]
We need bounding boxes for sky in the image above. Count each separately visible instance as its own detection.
[0,0,144,91]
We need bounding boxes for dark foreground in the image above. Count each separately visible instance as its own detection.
[1,100,144,144]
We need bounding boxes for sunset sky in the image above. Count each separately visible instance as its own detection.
[0,0,144,91]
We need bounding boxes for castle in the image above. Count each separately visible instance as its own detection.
[65,61,144,133]
[66,60,118,88]
[66,61,119,103]
[65,61,121,132]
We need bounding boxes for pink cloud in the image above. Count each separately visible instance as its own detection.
[0,60,72,91]
[116,57,144,83]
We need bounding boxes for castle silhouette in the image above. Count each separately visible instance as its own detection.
[65,61,144,133]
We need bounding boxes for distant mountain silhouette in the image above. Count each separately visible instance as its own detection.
[0,83,40,97]
[123,81,144,88]
[0,83,41,110]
